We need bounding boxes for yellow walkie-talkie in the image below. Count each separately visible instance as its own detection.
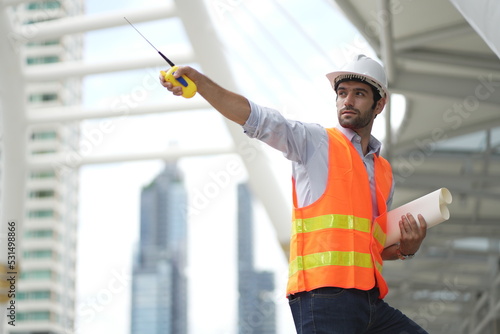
[124,17,197,98]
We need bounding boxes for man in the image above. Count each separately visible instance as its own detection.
[160,54,428,333]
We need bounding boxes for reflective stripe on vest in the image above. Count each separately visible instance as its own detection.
[287,128,392,298]
[292,214,386,246]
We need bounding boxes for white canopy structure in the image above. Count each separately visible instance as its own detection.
[333,1,500,332]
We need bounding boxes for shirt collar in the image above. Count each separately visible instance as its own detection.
[335,124,382,157]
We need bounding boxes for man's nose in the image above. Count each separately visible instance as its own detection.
[343,92,354,106]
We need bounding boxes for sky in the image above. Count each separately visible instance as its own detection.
[74,0,386,333]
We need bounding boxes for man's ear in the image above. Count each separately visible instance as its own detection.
[375,97,387,115]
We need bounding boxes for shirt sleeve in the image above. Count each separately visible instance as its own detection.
[242,100,327,164]
[386,179,395,210]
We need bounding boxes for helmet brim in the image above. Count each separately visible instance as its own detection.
[326,70,389,99]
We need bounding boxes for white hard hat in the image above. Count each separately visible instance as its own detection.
[326,54,388,99]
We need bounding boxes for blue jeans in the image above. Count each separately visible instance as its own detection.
[288,287,428,334]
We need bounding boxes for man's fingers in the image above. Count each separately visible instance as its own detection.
[398,213,428,255]
[173,65,192,79]
[417,214,427,237]
[158,73,180,93]
[417,214,427,229]
[400,214,413,233]
[173,86,184,95]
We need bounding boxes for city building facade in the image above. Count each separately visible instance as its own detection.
[131,163,188,334]
[237,183,276,334]
[4,1,83,333]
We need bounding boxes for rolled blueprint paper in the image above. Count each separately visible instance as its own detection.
[385,188,452,247]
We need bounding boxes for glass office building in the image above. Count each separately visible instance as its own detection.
[131,163,188,334]
[237,183,276,334]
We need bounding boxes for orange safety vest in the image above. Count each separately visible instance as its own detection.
[287,128,393,299]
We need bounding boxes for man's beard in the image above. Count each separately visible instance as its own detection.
[338,106,375,130]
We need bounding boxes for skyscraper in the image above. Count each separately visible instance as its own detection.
[237,183,276,334]
[3,1,83,333]
[131,162,188,334]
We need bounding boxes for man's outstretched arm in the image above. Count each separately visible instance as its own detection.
[159,66,251,126]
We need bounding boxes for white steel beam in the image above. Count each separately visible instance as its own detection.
[376,0,395,162]
[173,0,292,249]
[392,116,500,155]
[394,23,473,52]
[28,147,234,170]
[376,0,395,83]
[398,51,500,77]
[24,51,195,82]
[27,100,210,124]
[8,4,176,42]
[333,0,380,51]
